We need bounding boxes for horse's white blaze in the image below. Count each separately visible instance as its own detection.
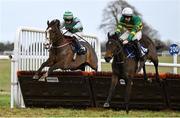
[46,27,52,41]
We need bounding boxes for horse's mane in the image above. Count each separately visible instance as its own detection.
[48,19,60,28]
[141,34,156,47]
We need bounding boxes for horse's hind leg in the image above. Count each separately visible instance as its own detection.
[87,50,98,71]
[88,61,98,71]
[103,74,118,108]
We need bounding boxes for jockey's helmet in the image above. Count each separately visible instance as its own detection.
[63,11,73,21]
[122,7,133,16]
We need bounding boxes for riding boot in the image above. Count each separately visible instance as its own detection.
[72,36,86,55]
[134,40,142,59]
[72,37,81,51]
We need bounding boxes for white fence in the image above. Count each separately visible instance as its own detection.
[0,55,9,59]
[101,54,180,74]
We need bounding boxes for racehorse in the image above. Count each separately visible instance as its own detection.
[33,19,98,81]
[103,32,160,113]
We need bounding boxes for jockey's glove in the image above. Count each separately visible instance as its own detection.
[67,28,73,32]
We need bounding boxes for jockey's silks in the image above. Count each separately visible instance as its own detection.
[116,15,143,41]
[62,17,83,33]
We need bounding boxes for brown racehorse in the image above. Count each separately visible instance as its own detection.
[103,32,160,113]
[33,19,98,81]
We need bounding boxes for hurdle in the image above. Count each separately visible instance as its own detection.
[11,27,101,108]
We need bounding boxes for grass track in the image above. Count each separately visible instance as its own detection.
[0,94,179,117]
[0,56,180,116]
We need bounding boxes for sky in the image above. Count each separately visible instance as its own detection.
[0,0,180,44]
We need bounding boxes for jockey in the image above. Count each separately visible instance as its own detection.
[115,7,144,61]
[60,11,86,54]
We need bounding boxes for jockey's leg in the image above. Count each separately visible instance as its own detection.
[134,40,145,72]
[72,36,81,52]
[134,40,143,58]
[72,33,86,54]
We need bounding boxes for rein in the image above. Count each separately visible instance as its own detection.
[52,42,71,48]
[113,40,125,64]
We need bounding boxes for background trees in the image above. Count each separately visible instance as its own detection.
[99,0,168,52]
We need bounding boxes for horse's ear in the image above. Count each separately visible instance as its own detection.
[107,32,110,39]
[56,19,60,27]
[47,20,49,25]
[114,32,117,36]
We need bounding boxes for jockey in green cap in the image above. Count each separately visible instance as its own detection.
[115,7,145,67]
[60,11,85,55]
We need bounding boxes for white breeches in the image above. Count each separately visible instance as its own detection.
[132,31,142,41]
[120,31,142,41]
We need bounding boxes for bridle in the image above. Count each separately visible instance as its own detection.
[108,37,125,64]
[44,26,71,49]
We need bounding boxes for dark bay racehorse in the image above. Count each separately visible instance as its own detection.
[33,19,98,81]
[103,32,160,113]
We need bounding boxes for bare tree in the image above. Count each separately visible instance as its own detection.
[99,0,166,50]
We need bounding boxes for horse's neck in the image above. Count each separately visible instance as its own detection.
[114,51,126,62]
[52,31,64,46]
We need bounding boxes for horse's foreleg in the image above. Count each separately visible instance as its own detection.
[124,78,132,114]
[39,62,61,81]
[143,65,153,83]
[33,61,49,79]
[48,63,60,74]
[152,60,160,83]
[143,65,149,82]
[103,74,118,108]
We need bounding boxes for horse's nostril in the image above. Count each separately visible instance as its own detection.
[104,57,112,63]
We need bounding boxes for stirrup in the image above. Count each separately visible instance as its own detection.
[73,53,77,61]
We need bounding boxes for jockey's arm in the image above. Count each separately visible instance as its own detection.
[72,21,83,33]
[115,17,124,34]
[127,17,143,41]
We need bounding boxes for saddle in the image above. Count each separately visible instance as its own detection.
[124,42,148,59]
[64,35,87,60]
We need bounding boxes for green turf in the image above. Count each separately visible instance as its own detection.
[0,94,10,107]
[0,60,11,92]
[0,94,180,117]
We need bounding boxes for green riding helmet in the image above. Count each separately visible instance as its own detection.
[63,11,73,20]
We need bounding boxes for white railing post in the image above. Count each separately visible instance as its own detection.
[10,57,15,108]
[173,54,178,74]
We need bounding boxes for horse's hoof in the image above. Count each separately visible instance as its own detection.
[156,79,163,86]
[38,77,46,82]
[33,75,39,79]
[103,102,110,108]
[126,108,129,114]
[131,81,133,85]
[125,104,129,114]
